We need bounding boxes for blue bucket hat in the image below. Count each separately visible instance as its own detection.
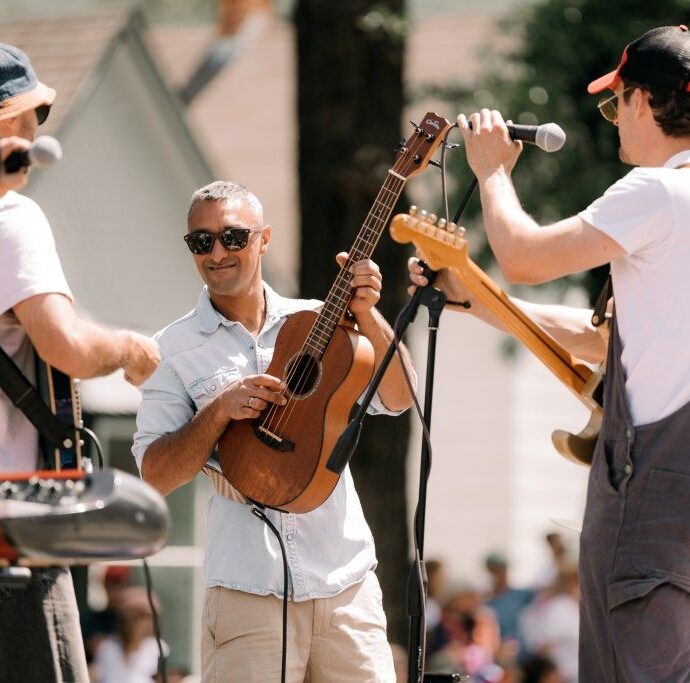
[0,43,55,121]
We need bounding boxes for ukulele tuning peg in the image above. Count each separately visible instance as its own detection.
[457,225,467,235]
[409,205,418,216]
[437,218,447,230]
[428,214,438,224]
[393,138,408,153]
[419,209,428,219]
[447,222,457,233]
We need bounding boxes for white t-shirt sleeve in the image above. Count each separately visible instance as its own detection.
[0,192,72,315]
[578,169,670,256]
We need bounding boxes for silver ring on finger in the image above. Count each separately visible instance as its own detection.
[247,396,254,409]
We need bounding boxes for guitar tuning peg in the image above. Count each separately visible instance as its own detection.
[428,214,438,224]
[409,205,418,216]
[394,137,408,154]
[447,222,457,233]
[419,210,428,220]
[457,225,467,235]
[437,218,447,230]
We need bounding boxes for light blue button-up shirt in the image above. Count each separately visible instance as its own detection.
[133,283,401,600]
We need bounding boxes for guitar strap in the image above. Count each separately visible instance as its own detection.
[0,345,74,451]
[591,272,612,328]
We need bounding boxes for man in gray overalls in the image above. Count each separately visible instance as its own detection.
[409,24,690,682]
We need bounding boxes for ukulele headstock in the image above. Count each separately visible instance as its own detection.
[392,114,454,180]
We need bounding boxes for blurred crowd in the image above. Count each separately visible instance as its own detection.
[80,532,577,682]
[391,531,579,683]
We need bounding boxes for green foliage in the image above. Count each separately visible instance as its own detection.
[435,0,690,303]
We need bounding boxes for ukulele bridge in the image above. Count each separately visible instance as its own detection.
[253,424,295,453]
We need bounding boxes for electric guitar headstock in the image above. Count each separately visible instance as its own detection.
[389,206,470,275]
[392,114,454,180]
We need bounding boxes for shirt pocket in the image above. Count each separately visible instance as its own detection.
[188,369,240,410]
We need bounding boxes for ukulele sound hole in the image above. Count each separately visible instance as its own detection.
[285,353,321,399]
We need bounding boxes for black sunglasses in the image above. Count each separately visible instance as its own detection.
[183,227,263,255]
[35,104,51,126]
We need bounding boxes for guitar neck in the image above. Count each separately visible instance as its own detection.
[308,173,407,357]
[301,113,453,360]
[451,246,592,397]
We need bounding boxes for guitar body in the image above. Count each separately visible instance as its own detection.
[217,310,375,512]
[551,369,603,466]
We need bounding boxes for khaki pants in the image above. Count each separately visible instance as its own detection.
[201,571,396,682]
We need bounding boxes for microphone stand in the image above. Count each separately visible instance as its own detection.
[326,275,462,683]
[327,175,479,683]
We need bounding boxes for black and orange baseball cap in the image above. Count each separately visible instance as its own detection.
[588,25,690,94]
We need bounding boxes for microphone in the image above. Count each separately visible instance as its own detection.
[3,136,63,173]
[467,121,566,153]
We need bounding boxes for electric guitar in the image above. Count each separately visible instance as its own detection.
[217,113,454,512]
[35,359,83,471]
[390,208,604,466]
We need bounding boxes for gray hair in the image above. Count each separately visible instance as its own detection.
[187,180,264,224]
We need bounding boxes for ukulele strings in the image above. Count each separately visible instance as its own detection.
[260,173,406,436]
[259,128,432,436]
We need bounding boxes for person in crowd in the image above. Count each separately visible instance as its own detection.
[520,564,580,683]
[82,565,134,664]
[483,553,534,646]
[92,586,166,683]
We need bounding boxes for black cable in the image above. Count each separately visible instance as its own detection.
[251,505,288,683]
[440,123,459,223]
[143,559,167,683]
[391,303,436,673]
[452,176,478,225]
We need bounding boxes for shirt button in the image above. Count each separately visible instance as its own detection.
[624,464,632,475]
[210,385,216,391]
[286,534,293,541]
[249,344,255,350]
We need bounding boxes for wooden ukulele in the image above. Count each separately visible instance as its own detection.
[390,208,603,466]
[217,113,453,512]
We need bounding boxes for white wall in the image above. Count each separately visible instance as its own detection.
[28,36,209,335]
[407,301,590,589]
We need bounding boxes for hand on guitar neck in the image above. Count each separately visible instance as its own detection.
[407,255,605,365]
[335,252,382,317]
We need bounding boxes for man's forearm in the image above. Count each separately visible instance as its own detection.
[479,171,543,282]
[355,307,414,411]
[452,293,605,364]
[516,299,606,364]
[141,398,229,496]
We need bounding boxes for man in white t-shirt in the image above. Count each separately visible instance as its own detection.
[0,44,160,682]
[409,25,690,682]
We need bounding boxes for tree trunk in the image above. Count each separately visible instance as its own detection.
[295,0,409,645]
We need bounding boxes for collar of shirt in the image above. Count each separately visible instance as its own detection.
[195,282,304,335]
[663,149,690,168]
